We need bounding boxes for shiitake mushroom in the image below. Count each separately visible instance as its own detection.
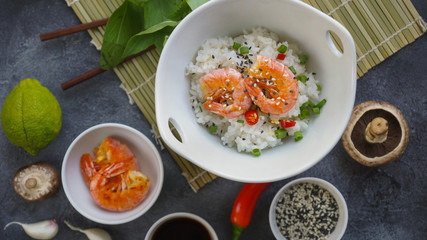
[13,162,60,202]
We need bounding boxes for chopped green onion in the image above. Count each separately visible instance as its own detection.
[312,107,320,114]
[277,44,288,53]
[237,120,244,124]
[289,66,296,75]
[233,42,241,50]
[209,125,217,133]
[275,129,288,139]
[296,75,308,83]
[307,100,316,108]
[299,55,308,64]
[199,106,203,112]
[252,148,261,157]
[317,84,322,91]
[298,104,310,120]
[240,46,249,54]
[294,131,303,141]
[316,99,327,108]
[201,99,207,103]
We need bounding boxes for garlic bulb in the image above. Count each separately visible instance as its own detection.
[65,220,112,240]
[4,219,58,240]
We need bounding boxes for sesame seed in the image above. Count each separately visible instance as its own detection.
[276,102,280,105]
[275,183,339,240]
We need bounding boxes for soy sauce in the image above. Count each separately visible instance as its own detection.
[152,217,212,240]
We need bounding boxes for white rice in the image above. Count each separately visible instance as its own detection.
[186,27,321,153]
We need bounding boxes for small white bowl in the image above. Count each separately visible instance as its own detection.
[62,123,164,225]
[269,177,348,240]
[145,212,218,240]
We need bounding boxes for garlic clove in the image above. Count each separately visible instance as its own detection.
[4,219,58,240]
[65,220,112,240]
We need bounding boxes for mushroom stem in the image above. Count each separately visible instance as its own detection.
[365,117,388,143]
[25,178,37,189]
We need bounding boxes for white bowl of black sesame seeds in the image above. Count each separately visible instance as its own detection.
[269,177,348,240]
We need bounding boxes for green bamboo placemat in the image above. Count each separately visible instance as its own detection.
[64,0,425,191]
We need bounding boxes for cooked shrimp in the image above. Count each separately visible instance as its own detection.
[80,153,98,186]
[80,137,139,185]
[95,137,139,170]
[244,55,299,115]
[89,160,150,212]
[200,68,252,119]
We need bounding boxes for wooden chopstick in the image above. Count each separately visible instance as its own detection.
[40,18,109,41]
[41,18,156,90]
[61,45,156,90]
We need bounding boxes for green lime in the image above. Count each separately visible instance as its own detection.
[1,79,62,155]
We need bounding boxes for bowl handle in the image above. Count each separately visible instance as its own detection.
[324,19,356,63]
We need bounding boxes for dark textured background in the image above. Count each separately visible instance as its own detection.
[0,0,425,239]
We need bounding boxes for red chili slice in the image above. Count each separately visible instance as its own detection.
[280,120,296,128]
[245,110,259,125]
[276,53,286,60]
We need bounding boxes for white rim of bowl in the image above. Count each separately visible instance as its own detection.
[61,123,164,225]
[269,177,348,240]
[145,212,218,240]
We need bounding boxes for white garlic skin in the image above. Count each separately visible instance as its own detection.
[65,220,112,240]
[4,219,58,240]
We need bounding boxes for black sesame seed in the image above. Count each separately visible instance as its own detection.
[242,138,246,140]
[290,90,293,93]
[212,55,215,59]
[259,68,263,71]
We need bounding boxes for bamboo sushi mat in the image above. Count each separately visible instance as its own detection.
[64,0,426,192]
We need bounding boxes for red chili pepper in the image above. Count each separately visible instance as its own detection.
[245,110,259,125]
[230,182,271,240]
[280,120,296,128]
[276,53,286,60]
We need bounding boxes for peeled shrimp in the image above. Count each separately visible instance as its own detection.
[200,68,252,119]
[80,137,140,185]
[89,160,150,212]
[244,55,299,115]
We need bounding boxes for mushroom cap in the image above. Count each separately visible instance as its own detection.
[341,101,409,166]
[13,162,60,202]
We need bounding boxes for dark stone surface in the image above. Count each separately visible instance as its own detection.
[0,0,425,239]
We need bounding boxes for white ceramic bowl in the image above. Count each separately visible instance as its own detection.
[62,123,164,224]
[269,177,348,239]
[145,212,218,240]
[156,0,356,182]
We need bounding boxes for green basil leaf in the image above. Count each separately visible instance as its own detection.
[144,0,181,28]
[168,1,192,21]
[122,21,178,58]
[100,0,145,70]
[186,0,210,10]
